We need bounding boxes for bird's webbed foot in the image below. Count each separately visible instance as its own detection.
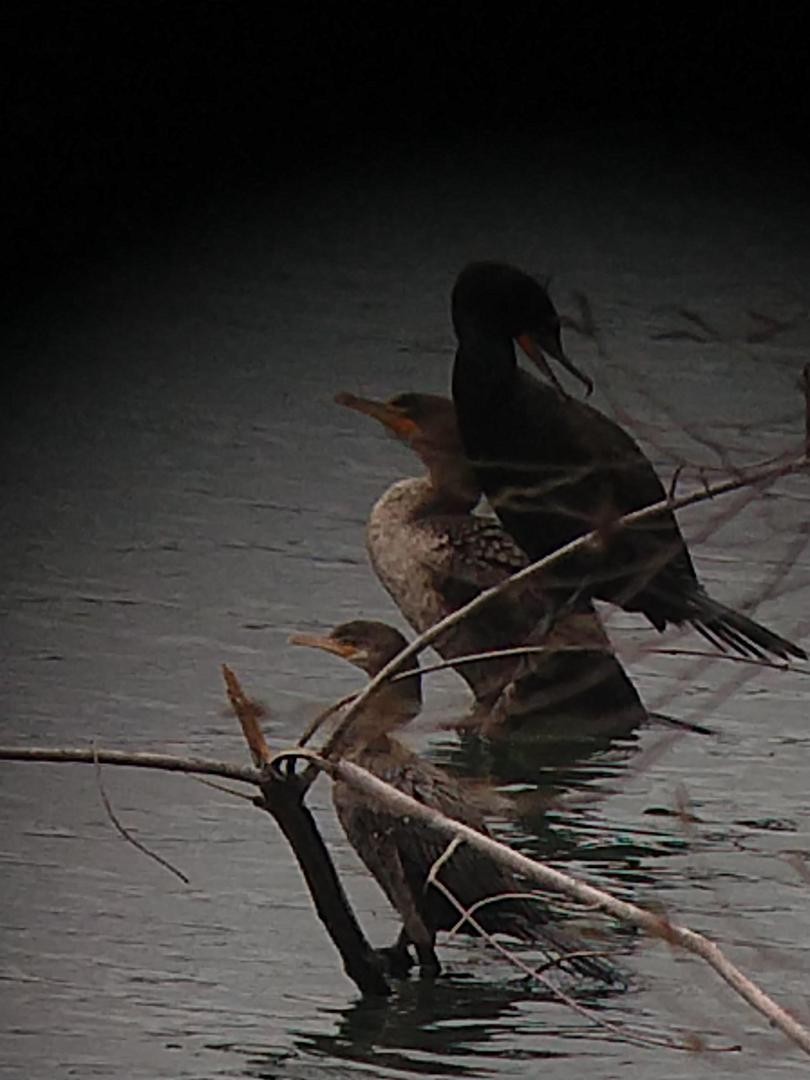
[376,939,415,978]
[415,943,442,978]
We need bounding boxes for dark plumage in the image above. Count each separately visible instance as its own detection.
[291,619,619,981]
[337,390,646,732]
[451,260,806,662]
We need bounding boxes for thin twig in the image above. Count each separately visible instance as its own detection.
[297,691,358,748]
[391,643,603,681]
[426,837,728,1053]
[188,775,256,801]
[223,663,272,766]
[388,643,803,684]
[92,744,190,884]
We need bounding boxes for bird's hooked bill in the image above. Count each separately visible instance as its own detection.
[289,632,359,661]
[335,391,420,439]
[517,334,594,397]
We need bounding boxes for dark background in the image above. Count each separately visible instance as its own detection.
[5,3,810,310]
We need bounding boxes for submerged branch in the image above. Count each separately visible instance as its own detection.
[254,767,391,997]
[222,667,391,998]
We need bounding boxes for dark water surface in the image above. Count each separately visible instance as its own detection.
[3,142,810,1078]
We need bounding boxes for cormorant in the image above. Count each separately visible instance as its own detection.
[291,619,619,981]
[337,389,647,733]
[450,260,805,662]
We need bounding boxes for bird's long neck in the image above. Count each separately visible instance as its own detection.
[335,673,422,754]
[452,325,517,413]
[424,452,480,514]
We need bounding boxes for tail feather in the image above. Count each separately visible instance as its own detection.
[693,616,770,659]
[691,591,806,662]
[498,905,622,984]
[528,920,623,984]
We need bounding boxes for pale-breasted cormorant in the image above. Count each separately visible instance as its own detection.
[337,390,647,732]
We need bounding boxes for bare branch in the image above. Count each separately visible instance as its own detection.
[288,753,810,1058]
[220,669,391,998]
[5,730,809,1035]
[297,691,358,748]
[92,744,189,884]
[0,746,260,784]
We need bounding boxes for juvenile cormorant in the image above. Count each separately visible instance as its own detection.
[291,619,618,981]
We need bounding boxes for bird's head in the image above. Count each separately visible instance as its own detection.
[335,390,480,507]
[290,619,413,679]
[290,620,422,739]
[452,261,593,396]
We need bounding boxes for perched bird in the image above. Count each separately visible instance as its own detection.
[451,260,806,662]
[337,389,646,734]
[291,619,619,981]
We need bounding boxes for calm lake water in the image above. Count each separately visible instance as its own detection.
[3,137,810,1078]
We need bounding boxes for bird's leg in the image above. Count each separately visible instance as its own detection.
[367,847,442,977]
[386,853,443,978]
[396,910,441,976]
[385,909,440,977]
[376,928,415,977]
[414,941,442,978]
[399,906,442,977]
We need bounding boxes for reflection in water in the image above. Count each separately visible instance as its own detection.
[290,975,600,1077]
[428,710,644,857]
[428,720,693,894]
[435,713,642,789]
